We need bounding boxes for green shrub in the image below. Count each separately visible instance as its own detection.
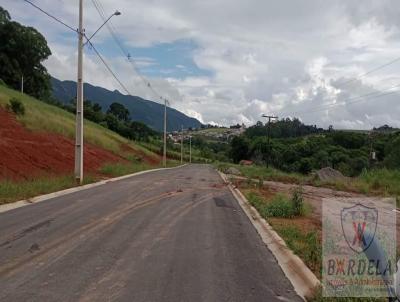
[0,79,6,86]
[7,97,25,115]
[265,194,294,218]
[246,191,307,219]
[291,186,304,216]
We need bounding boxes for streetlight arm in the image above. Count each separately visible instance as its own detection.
[84,11,121,45]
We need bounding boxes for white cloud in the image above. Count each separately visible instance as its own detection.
[1,0,400,128]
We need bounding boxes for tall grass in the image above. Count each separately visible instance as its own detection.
[99,162,153,177]
[0,175,96,204]
[245,190,306,218]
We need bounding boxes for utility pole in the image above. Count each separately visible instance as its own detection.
[262,114,278,168]
[181,125,183,164]
[163,98,167,167]
[368,130,377,170]
[189,136,192,164]
[21,75,24,94]
[75,0,84,184]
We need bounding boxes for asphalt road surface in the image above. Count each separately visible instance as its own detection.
[0,165,301,302]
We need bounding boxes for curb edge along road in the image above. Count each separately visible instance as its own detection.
[0,164,188,214]
[217,170,320,301]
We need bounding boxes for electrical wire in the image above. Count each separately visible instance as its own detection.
[22,0,77,33]
[90,0,166,102]
[336,57,400,88]
[284,88,400,117]
[22,0,137,100]
[279,82,400,117]
[85,37,133,96]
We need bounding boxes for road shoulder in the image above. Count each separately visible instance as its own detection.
[217,170,320,300]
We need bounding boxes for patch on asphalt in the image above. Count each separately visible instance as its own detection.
[214,197,234,209]
[29,243,40,253]
[0,219,53,247]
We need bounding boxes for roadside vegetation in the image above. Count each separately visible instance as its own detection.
[0,175,97,205]
[237,175,392,302]
[243,185,321,275]
[217,163,400,203]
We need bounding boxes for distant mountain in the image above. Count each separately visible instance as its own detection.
[51,77,202,132]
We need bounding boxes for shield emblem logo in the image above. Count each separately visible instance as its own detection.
[341,203,378,253]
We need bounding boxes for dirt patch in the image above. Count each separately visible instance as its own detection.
[314,167,345,182]
[0,108,126,180]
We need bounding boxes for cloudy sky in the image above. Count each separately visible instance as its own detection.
[1,0,400,129]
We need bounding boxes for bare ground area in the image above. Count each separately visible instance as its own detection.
[0,108,158,180]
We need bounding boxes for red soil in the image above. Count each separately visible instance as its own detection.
[0,108,125,180]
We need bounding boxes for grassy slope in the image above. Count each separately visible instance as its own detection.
[0,85,162,204]
[0,85,154,156]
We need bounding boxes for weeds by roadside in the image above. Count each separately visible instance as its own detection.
[243,184,322,278]
[99,162,153,177]
[0,175,96,205]
[246,186,306,218]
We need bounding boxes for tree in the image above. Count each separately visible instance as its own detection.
[0,7,52,99]
[0,7,10,25]
[229,136,249,163]
[384,135,400,169]
[107,102,130,122]
[105,113,120,132]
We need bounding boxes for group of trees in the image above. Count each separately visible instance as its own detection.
[0,7,51,100]
[229,119,400,176]
[245,118,324,139]
[0,6,159,143]
[62,100,159,142]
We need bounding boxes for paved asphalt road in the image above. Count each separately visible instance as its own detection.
[0,165,301,302]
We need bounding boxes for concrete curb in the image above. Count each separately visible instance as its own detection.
[0,164,187,214]
[217,171,320,301]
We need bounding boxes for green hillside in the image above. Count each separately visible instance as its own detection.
[0,84,169,204]
[0,84,155,156]
[51,77,202,132]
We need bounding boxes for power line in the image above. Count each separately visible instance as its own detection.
[22,0,77,33]
[280,82,400,117]
[85,37,133,96]
[90,0,165,101]
[336,57,400,88]
[22,0,132,97]
[285,88,400,117]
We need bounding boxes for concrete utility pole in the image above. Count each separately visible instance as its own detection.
[75,0,84,184]
[181,125,184,164]
[21,75,24,94]
[262,114,278,168]
[189,136,192,164]
[163,98,167,167]
[73,3,120,184]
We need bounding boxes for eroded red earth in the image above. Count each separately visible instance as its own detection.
[0,108,126,180]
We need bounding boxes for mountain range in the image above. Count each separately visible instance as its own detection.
[51,77,202,132]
